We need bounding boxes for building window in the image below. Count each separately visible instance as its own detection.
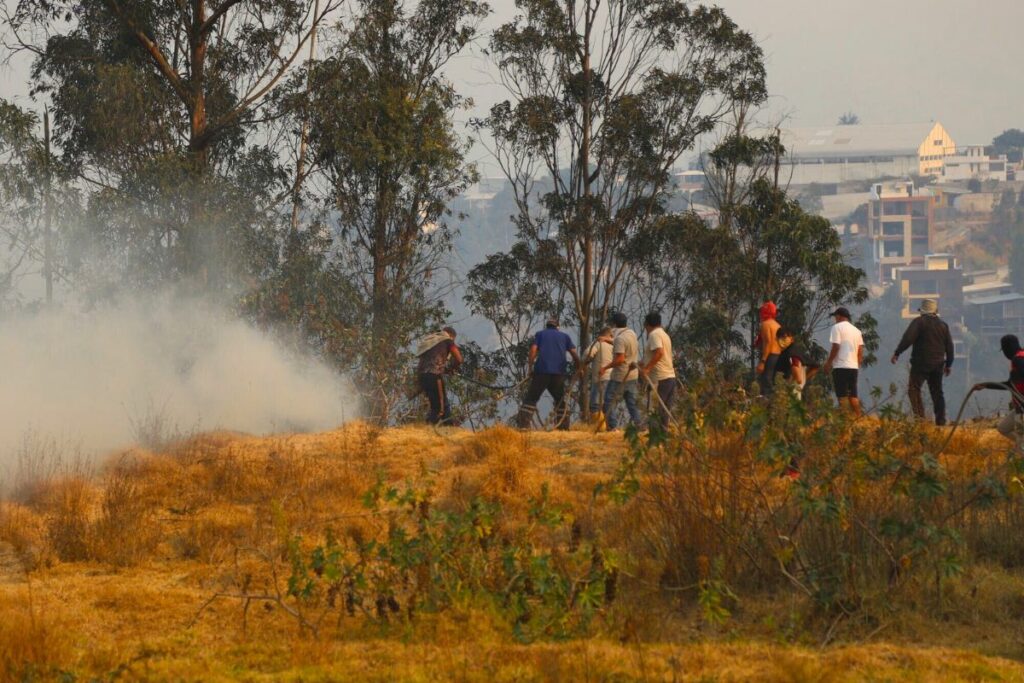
[908,279,937,295]
[884,241,905,258]
[912,218,928,237]
[882,221,905,236]
[911,238,929,257]
[934,139,943,146]
[992,162,1005,172]
[883,202,908,216]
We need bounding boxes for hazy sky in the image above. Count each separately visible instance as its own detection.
[447,0,1024,173]
[2,0,1021,171]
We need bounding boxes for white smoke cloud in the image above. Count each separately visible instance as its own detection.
[0,294,358,459]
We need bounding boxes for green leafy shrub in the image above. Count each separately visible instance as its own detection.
[283,480,615,641]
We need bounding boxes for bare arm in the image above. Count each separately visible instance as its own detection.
[528,343,538,368]
[857,344,864,367]
[641,348,664,375]
[603,352,626,374]
[824,343,840,371]
[449,344,463,370]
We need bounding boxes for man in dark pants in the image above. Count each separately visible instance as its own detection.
[890,298,954,425]
[639,312,676,430]
[516,319,580,430]
[416,327,463,425]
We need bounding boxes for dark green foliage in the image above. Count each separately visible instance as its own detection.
[470,0,767,391]
[285,480,613,641]
[991,128,1024,163]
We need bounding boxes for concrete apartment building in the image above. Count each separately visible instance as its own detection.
[893,254,964,320]
[867,180,935,282]
[941,145,1010,182]
[778,122,956,186]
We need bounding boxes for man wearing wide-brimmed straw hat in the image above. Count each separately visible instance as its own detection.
[891,298,955,426]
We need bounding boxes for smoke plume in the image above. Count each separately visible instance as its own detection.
[0,295,358,460]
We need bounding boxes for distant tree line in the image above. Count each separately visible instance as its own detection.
[0,0,868,423]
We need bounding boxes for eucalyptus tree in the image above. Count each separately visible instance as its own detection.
[473,0,767,398]
[6,0,343,294]
[0,100,81,308]
[10,0,343,170]
[283,0,488,420]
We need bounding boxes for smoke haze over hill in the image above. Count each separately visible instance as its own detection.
[0,295,357,462]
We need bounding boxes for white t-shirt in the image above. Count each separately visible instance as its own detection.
[829,320,864,369]
[585,339,613,381]
[644,328,676,381]
[610,328,639,382]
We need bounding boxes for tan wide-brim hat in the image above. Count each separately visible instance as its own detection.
[918,299,938,314]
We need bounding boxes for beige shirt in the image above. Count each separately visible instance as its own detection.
[644,327,675,382]
[610,328,639,382]
[585,339,613,381]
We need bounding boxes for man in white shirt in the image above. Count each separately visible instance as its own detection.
[823,306,865,416]
[600,312,643,430]
[583,327,614,419]
[639,312,676,430]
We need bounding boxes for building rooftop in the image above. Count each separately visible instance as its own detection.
[781,122,942,160]
[966,293,1024,306]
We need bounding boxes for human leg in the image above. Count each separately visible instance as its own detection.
[656,378,677,430]
[549,374,570,430]
[926,368,946,426]
[907,369,927,420]
[622,380,643,427]
[759,354,779,396]
[603,380,623,430]
[420,373,443,424]
[516,374,549,428]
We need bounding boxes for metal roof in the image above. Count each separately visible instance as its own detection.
[781,122,942,160]
[966,293,1024,305]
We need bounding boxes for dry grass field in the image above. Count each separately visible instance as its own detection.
[2,419,1024,681]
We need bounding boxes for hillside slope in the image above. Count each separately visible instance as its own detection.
[1,423,1024,681]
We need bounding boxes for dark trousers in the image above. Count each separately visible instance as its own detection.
[909,366,946,425]
[517,373,569,430]
[419,373,451,425]
[655,378,677,430]
[758,354,780,396]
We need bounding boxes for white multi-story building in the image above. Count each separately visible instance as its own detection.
[941,146,1009,182]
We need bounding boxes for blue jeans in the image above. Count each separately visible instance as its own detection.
[589,379,609,414]
[603,379,642,430]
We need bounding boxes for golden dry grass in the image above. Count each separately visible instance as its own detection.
[0,421,1023,681]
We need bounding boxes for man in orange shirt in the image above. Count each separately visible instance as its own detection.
[756,301,782,395]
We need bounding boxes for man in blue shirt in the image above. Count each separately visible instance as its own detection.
[516,318,580,430]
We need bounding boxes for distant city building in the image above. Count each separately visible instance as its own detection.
[778,122,956,185]
[461,177,507,210]
[966,293,1024,341]
[867,180,935,282]
[893,254,963,321]
[941,146,1009,182]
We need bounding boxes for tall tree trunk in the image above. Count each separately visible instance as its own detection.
[291,0,321,231]
[42,109,53,306]
[189,0,209,170]
[578,8,594,418]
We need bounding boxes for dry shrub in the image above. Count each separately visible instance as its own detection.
[170,509,252,563]
[450,428,566,515]
[0,503,49,572]
[1,431,90,506]
[90,465,161,567]
[0,597,72,681]
[45,477,93,563]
